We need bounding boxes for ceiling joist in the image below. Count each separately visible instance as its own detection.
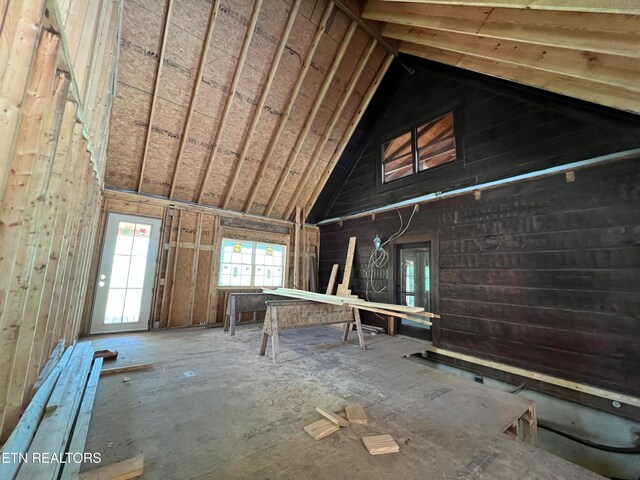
[376,0,640,15]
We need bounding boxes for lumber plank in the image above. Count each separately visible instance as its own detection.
[377,0,640,15]
[362,435,400,455]
[78,454,144,480]
[0,347,74,480]
[60,357,104,479]
[345,404,368,424]
[325,265,339,295]
[426,347,640,408]
[100,364,153,377]
[337,237,357,296]
[304,418,340,440]
[316,407,349,427]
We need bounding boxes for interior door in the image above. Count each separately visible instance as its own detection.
[397,243,432,338]
[90,213,162,334]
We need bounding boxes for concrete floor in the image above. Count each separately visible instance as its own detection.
[81,326,602,479]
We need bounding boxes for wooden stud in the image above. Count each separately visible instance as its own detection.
[293,207,301,288]
[337,237,356,296]
[137,0,174,193]
[284,37,378,219]
[222,0,302,209]
[196,0,263,204]
[166,210,182,327]
[188,213,204,326]
[326,264,339,295]
[169,0,221,199]
[207,215,221,324]
[264,20,358,217]
[304,53,394,213]
[243,2,335,213]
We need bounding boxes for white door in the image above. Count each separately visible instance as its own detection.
[91,213,162,334]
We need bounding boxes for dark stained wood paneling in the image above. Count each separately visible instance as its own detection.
[311,55,640,221]
[319,158,640,397]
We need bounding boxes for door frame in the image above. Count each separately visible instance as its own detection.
[90,212,163,334]
[389,233,440,342]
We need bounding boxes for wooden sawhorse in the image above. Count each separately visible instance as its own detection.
[259,299,365,363]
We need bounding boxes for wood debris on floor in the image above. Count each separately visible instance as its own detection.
[345,404,368,424]
[362,435,400,455]
[316,407,349,427]
[304,418,340,440]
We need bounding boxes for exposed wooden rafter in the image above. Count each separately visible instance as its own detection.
[169,0,221,199]
[243,1,335,214]
[221,0,302,210]
[362,0,640,58]
[285,38,378,220]
[137,0,174,193]
[196,0,263,204]
[304,53,395,215]
[376,0,640,15]
[265,20,358,218]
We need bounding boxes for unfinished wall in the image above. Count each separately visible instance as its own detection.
[0,0,121,440]
[104,0,392,219]
[81,191,319,333]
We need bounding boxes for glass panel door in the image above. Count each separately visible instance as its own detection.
[91,213,162,334]
[398,244,431,337]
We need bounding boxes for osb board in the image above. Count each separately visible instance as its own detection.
[105,0,390,216]
[168,211,198,327]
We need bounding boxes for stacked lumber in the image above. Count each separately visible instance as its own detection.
[262,288,439,326]
[0,342,109,480]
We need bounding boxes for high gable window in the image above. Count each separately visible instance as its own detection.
[382,112,456,184]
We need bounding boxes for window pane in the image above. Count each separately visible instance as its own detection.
[417,113,456,171]
[382,130,414,183]
[127,255,147,288]
[131,223,151,256]
[109,255,131,288]
[114,222,135,255]
[104,289,126,324]
[122,289,142,323]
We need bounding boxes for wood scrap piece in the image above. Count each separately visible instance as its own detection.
[78,454,144,480]
[304,418,340,440]
[362,435,400,455]
[316,407,349,427]
[93,349,118,361]
[100,363,153,376]
[325,264,339,295]
[345,404,367,424]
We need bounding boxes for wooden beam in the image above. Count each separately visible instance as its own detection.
[426,347,640,408]
[169,0,220,199]
[400,42,640,114]
[384,23,640,92]
[363,0,640,58]
[337,237,356,295]
[221,0,302,210]
[137,0,174,193]
[377,0,640,15]
[196,0,263,204]
[79,454,144,480]
[293,207,301,288]
[243,2,334,214]
[304,53,394,214]
[100,363,153,376]
[265,20,357,218]
[325,264,339,295]
[284,38,377,219]
[331,0,398,55]
[188,213,204,326]
[166,210,182,327]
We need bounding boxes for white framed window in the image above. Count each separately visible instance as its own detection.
[218,239,286,287]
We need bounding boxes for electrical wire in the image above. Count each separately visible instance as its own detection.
[364,205,419,306]
[538,422,640,454]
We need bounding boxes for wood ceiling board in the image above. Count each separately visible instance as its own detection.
[171,0,212,39]
[400,42,640,115]
[377,0,640,15]
[384,23,640,92]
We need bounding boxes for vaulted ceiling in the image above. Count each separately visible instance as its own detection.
[106,0,640,221]
[105,0,391,220]
[362,0,640,114]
